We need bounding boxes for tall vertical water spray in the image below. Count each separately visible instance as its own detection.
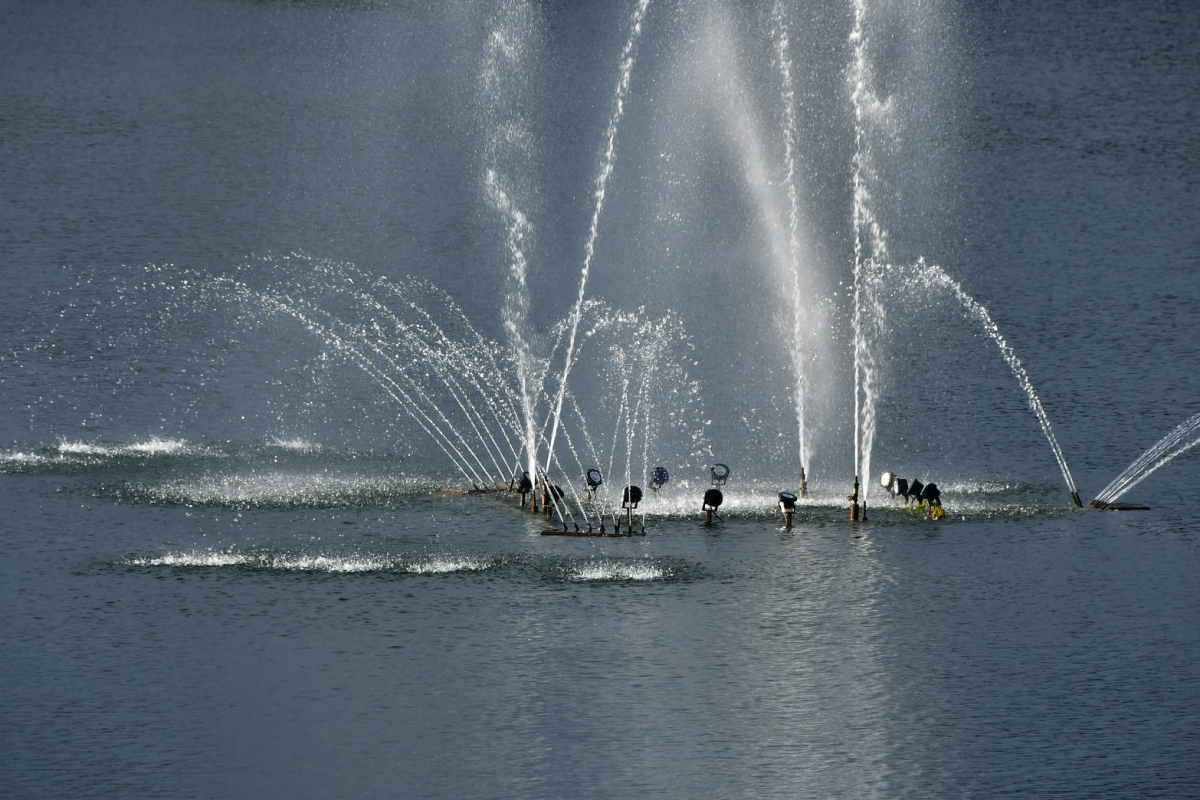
[544,0,651,480]
[480,2,542,485]
[696,5,815,492]
[849,0,892,504]
[772,0,811,491]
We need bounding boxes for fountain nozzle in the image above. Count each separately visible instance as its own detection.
[849,476,860,521]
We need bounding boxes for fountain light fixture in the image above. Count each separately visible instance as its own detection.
[650,466,669,491]
[710,463,730,486]
[623,485,643,509]
[586,468,603,489]
[703,488,723,511]
[880,470,909,499]
[779,491,797,528]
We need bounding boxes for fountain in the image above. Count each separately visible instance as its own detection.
[30,0,1121,523]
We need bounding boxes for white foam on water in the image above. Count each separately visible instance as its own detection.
[56,441,114,456]
[408,556,492,575]
[128,550,249,568]
[572,560,665,582]
[940,479,1020,495]
[0,450,52,464]
[131,471,418,506]
[266,437,324,453]
[126,437,192,455]
[57,437,207,457]
[125,549,494,575]
[264,553,394,573]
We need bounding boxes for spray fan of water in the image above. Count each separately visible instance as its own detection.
[146,256,709,522]
[1093,412,1200,508]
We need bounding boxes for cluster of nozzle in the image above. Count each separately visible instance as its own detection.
[514,462,956,530]
[513,471,564,520]
[521,465,670,534]
[879,470,943,519]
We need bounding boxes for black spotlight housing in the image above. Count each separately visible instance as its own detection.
[778,492,798,513]
[585,468,603,489]
[623,485,643,509]
[517,472,533,493]
[703,488,723,511]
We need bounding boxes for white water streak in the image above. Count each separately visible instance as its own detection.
[545,0,651,475]
[773,0,809,476]
[850,0,891,500]
[1096,412,1200,503]
[486,170,539,481]
[480,3,542,485]
[916,262,1079,497]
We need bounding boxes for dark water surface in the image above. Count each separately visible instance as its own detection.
[3,1,1199,797]
[3,459,1197,798]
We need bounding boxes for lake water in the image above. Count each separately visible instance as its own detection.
[2,1,1199,798]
